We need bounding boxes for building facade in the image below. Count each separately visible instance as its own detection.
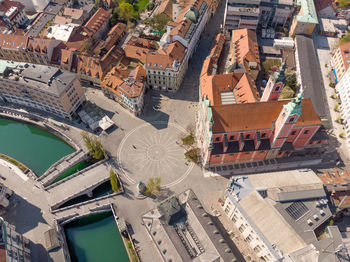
[0,217,31,262]
[0,0,28,29]
[0,183,12,208]
[333,42,350,82]
[289,0,318,37]
[0,34,62,65]
[222,170,332,261]
[0,63,85,119]
[223,0,295,31]
[146,0,211,92]
[336,67,350,146]
[102,66,146,116]
[197,93,328,168]
[21,0,48,12]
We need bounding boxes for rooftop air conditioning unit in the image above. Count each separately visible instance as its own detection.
[320,210,325,216]
[307,219,313,225]
[313,214,319,221]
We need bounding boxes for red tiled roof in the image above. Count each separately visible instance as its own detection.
[64,7,84,20]
[146,41,186,70]
[54,16,73,25]
[211,99,321,133]
[0,33,27,49]
[84,8,110,34]
[0,0,24,21]
[231,28,260,66]
[339,42,350,72]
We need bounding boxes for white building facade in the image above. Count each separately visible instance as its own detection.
[337,68,350,146]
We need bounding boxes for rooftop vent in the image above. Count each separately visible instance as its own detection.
[320,210,325,216]
[313,214,319,221]
[307,219,313,225]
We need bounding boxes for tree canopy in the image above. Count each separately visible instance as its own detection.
[119,2,134,21]
[81,131,104,160]
[110,169,120,192]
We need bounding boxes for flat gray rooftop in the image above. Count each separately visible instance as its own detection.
[20,64,77,96]
[295,35,328,118]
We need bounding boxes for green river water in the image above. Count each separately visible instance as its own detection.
[65,212,129,262]
[0,118,74,175]
[0,118,129,261]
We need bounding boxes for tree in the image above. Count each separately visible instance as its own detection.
[81,131,104,160]
[110,169,120,192]
[144,177,161,196]
[150,14,171,31]
[285,73,296,90]
[119,3,134,21]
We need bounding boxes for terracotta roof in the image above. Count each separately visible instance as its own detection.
[102,65,145,98]
[338,42,350,72]
[0,0,24,21]
[231,28,260,66]
[200,33,259,105]
[84,8,110,34]
[61,48,74,65]
[211,98,321,133]
[119,66,146,98]
[94,22,126,54]
[127,36,152,48]
[0,33,28,49]
[317,170,350,186]
[157,0,174,18]
[146,41,186,70]
[54,16,73,24]
[64,7,84,20]
[124,45,150,63]
[65,26,91,50]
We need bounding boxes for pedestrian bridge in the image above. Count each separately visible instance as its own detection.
[53,195,119,225]
[47,159,111,210]
[37,149,89,187]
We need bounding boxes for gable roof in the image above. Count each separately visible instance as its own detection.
[231,28,260,66]
[211,98,321,133]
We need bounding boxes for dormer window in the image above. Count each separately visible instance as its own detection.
[289,117,294,122]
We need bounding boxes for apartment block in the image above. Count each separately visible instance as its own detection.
[0,217,31,262]
[146,41,187,92]
[290,0,318,37]
[222,170,337,261]
[223,0,295,31]
[0,62,85,119]
[0,34,62,65]
[147,0,212,92]
[333,42,350,82]
[336,68,350,146]
[0,0,28,29]
[102,65,146,116]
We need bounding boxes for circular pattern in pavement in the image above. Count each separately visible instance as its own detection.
[117,121,194,188]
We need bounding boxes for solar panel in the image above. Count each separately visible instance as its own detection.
[285,201,309,220]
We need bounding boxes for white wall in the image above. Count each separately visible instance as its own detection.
[21,0,49,12]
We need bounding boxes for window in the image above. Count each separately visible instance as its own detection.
[275,86,280,91]
[229,153,234,156]
[225,206,231,214]
[291,131,296,135]
[289,117,294,122]
[304,130,309,134]
[261,133,266,138]
[215,137,220,142]
[230,135,234,140]
[260,151,265,153]
[216,155,220,157]
[245,134,250,139]
[239,224,246,233]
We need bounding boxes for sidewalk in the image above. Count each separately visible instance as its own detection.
[204,157,323,177]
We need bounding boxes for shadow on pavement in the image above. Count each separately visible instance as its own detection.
[30,242,49,262]
[2,193,47,235]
